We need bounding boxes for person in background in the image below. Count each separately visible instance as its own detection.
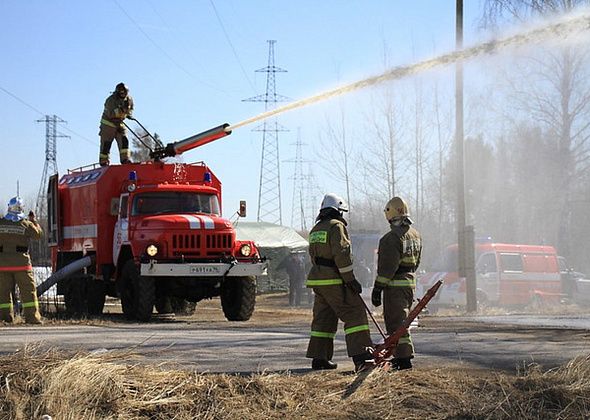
[0,197,43,324]
[277,251,306,306]
[371,196,422,370]
[305,193,373,372]
[99,82,134,166]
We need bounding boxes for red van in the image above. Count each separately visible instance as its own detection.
[418,242,562,311]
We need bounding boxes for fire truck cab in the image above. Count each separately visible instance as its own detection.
[418,241,562,312]
[48,160,266,321]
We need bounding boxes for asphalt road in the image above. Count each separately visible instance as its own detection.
[1,313,589,373]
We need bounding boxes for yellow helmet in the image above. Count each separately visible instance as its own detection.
[384,196,410,221]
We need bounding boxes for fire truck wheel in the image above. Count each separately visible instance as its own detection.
[155,295,173,314]
[220,276,256,321]
[170,297,196,316]
[63,277,86,317]
[86,278,106,316]
[121,260,155,321]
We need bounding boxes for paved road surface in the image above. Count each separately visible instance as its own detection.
[1,314,589,373]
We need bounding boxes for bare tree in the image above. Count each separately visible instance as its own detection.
[130,129,161,163]
[483,0,590,263]
[481,0,587,27]
[317,105,354,212]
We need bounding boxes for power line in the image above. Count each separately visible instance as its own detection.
[113,0,226,93]
[0,85,45,115]
[0,84,96,145]
[208,0,257,93]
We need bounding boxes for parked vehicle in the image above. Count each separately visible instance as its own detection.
[418,242,562,312]
[558,256,590,306]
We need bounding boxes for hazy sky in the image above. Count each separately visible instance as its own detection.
[0,1,485,224]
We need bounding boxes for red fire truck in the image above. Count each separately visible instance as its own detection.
[46,124,267,321]
[417,241,562,312]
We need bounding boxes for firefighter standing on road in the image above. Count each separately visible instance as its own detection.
[0,197,43,324]
[99,82,134,166]
[371,196,422,370]
[305,193,373,371]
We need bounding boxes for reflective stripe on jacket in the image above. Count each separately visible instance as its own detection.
[306,217,355,286]
[374,223,422,289]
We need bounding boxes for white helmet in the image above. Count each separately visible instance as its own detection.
[5,196,25,222]
[320,193,348,212]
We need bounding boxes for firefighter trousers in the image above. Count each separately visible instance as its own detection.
[383,286,414,358]
[0,270,41,323]
[306,285,372,360]
[99,124,130,164]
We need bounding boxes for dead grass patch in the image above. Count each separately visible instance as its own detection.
[1,345,588,419]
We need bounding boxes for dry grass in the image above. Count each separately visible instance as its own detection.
[1,345,589,419]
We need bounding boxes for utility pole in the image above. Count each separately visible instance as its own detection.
[243,40,289,225]
[455,0,477,312]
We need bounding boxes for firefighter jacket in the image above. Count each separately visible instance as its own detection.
[0,218,42,271]
[100,93,134,129]
[375,222,422,289]
[306,217,355,287]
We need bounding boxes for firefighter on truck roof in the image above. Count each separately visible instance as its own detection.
[371,196,422,370]
[99,82,134,166]
[0,197,43,324]
[305,193,374,372]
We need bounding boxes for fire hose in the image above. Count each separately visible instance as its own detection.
[36,255,95,297]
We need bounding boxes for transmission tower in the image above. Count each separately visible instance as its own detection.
[36,115,69,220]
[285,128,309,231]
[243,40,289,224]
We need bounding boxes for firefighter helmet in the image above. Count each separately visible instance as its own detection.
[5,196,25,222]
[384,196,410,221]
[115,82,128,93]
[320,193,348,212]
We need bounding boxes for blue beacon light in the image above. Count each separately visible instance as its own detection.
[204,172,212,183]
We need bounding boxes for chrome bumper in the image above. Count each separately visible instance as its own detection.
[140,260,267,277]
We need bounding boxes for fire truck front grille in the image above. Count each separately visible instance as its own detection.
[171,233,233,257]
[205,233,233,256]
[172,234,201,255]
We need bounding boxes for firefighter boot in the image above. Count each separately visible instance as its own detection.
[391,357,413,371]
[352,352,375,373]
[312,359,338,370]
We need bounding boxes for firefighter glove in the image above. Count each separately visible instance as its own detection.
[347,279,363,295]
[371,287,382,307]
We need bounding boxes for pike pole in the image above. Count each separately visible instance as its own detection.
[369,279,443,366]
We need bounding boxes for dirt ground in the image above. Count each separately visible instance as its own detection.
[13,263,589,416]
[1,293,590,419]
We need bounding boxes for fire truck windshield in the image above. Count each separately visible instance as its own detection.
[131,192,220,216]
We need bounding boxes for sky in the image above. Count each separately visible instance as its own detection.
[0,0,486,226]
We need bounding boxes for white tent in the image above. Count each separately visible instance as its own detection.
[234,222,308,292]
[234,221,308,250]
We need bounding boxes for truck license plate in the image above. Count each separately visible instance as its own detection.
[190,265,221,274]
